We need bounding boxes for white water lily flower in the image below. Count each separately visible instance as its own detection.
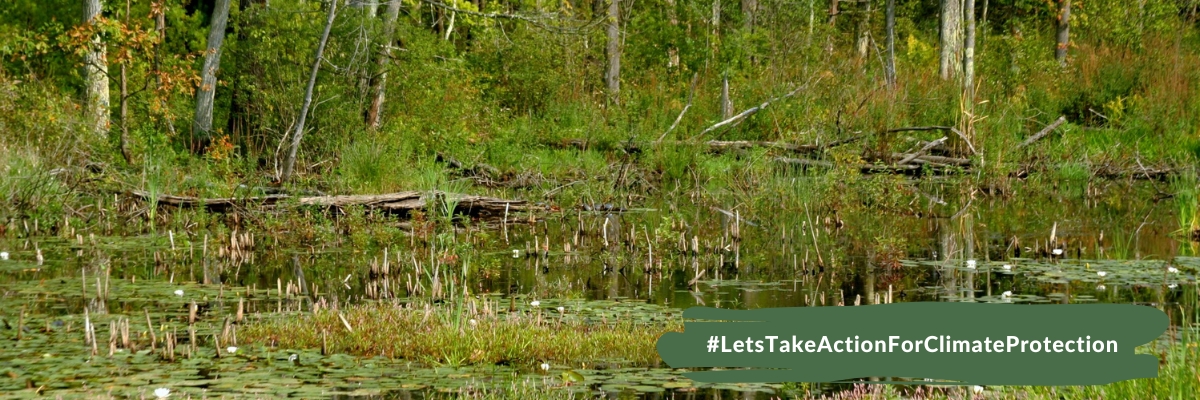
[173,290,184,297]
[226,346,238,354]
[1052,248,1064,255]
[557,306,565,312]
[1097,271,1108,277]
[289,354,299,362]
[0,251,8,260]
[1167,267,1180,274]
[530,300,540,307]
[966,259,976,269]
[154,388,170,399]
[1096,284,1106,291]
[1002,264,1013,271]
[1169,284,1178,289]
[972,385,984,394]
[512,250,520,258]
[1001,291,1013,298]
[540,362,550,371]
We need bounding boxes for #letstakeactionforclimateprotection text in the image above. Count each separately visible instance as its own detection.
[705,335,1120,354]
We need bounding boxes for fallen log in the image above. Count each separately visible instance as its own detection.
[556,138,861,155]
[697,76,823,137]
[1018,116,1067,148]
[131,190,544,218]
[774,157,928,174]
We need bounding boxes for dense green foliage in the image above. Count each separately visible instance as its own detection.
[1,0,1198,223]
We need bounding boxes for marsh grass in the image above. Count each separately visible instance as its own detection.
[240,301,680,369]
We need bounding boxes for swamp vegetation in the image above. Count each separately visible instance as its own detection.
[2,0,1200,398]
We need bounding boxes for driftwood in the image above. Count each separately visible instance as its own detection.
[697,76,823,137]
[657,72,700,143]
[896,137,948,165]
[557,137,861,155]
[887,126,976,155]
[774,157,928,174]
[1018,116,1067,148]
[131,190,543,218]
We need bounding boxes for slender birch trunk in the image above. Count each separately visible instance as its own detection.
[885,0,896,87]
[192,0,232,152]
[83,0,110,138]
[282,0,338,182]
[964,0,976,100]
[367,0,403,129]
[605,0,621,102]
[1056,0,1070,66]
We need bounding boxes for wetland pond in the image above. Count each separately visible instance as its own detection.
[2,181,1198,399]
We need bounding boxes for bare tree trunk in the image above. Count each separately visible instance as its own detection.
[720,74,732,119]
[119,0,132,164]
[666,0,680,68]
[827,0,838,26]
[741,0,756,31]
[712,0,721,38]
[83,0,110,139]
[855,0,872,59]
[964,0,976,100]
[154,5,177,137]
[282,0,339,183]
[366,0,402,129]
[605,0,621,102]
[885,0,896,87]
[192,0,232,153]
[939,0,963,80]
[1056,0,1070,66]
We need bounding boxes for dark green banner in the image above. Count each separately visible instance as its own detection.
[656,303,1168,385]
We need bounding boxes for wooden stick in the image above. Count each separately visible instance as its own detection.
[657,72,700,143]
[145,309,156,350]
[1018,116,1067,148]
[887,125,977,155]
[697,76,823,137]
[896,137,948,165]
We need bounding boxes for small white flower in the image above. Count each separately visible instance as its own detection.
[0,251,8,260]
[557,306,565,312]
[1052,248,1064,255]
[966,259,976,269]
[530,300,540,307]
[174,290,184,296]
[1168,284,1178,289]
[1096,284,1106,291]
[226,346,238,354]
[1167,267,1180,274]
[1002,264,1013,271]
[512,250,520,258]
[540,362,550,371]
[154,388,171,399]
[469,319,477,326]
[1001,291,1013,298]
[1097,271,1108,277]
[972,385,984,394]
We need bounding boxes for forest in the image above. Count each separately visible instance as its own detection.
[1,0,1199,399]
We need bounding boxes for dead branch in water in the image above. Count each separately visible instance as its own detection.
[130,190,544,219]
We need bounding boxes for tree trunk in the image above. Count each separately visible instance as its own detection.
[827,0,837,26]
[282,0,339,183]
[939,0,963,80]
[119,0,132,164]
[666,0,679,68]
[83,0,110,139]
[720,74,732,119]
[154,5,177,138]
[192,0,232,153]
[741,0,756,31]
[1056,0,1070,66]
[605,0,621,102]
[366,0,403,129]
[963,0,976,100]
[855,0,872,59]
[885,0,896,87]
